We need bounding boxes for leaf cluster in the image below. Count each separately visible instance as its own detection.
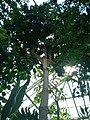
[1,78,30,120]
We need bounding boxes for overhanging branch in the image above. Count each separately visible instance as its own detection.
[25,93,39,110]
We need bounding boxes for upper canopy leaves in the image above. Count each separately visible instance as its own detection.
[0,0,90,77]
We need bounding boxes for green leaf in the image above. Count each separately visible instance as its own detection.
[0,96,7,103]
[1,78,30,120]
[54,65,65,77]
[80,107,85,115]
[0,86,3,93]
[2,91,6,96]
[33,68,36,74]
[11,81,28,113]
[7,85,11,90]
[1,80,20,120]
[0,28,9,43]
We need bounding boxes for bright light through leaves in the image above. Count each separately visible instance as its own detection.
[64,66,76,75]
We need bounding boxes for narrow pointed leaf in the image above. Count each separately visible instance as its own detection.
[11,83,27,113]
[1,81,20,120]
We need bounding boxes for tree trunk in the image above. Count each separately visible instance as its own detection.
[55,99,60,120]
[39,57,49,120]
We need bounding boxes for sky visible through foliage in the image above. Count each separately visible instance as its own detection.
[29,0,64,5]
[14,0,88,118]
[1,0,89,119]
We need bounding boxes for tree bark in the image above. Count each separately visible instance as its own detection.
[39,57,49,120]
[55,98,60,120]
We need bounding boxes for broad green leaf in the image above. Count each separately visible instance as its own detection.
[11,81,28,113]
[1,80,20,120]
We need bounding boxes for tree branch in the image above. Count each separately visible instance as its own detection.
[25,94,39,110]
[33,0,37,5]
[47,51,54,66]
[32,46,42,61]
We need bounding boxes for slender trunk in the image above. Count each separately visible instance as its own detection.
[39,57,49,120]
[55,99,60,120]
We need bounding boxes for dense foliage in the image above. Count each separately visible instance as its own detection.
[0,0,90,119]
[0,0,90,88]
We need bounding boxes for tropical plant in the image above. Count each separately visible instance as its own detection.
[79,106,90,119]
[11,107,38,120]
[0,0,90,120]
[1,77,30,120]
